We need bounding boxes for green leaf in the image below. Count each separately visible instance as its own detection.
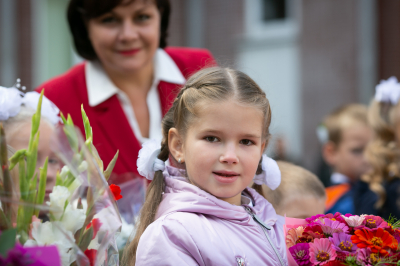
[8,149,26,171]
[81,105,92,141]
[26,132,39,181]
[104,150,119,181]
[60,112,68,125]
[55,171,63,186]
[0,228,17,257]
[0,208,11,230]
[78,226,93,252]
[34,158,48,217]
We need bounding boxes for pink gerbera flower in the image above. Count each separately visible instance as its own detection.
[309,238,337,265]
[360,215,389,230]
[286,226,305,247]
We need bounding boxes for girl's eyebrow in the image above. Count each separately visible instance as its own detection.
[200,129,261,139]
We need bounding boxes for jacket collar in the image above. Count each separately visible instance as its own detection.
[86,48,186,107]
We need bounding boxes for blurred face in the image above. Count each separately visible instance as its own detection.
[282,196,326,219]
[87,0,160,74]
[324,123,372,181]
[170,100,266,206]
[8,121,61,198]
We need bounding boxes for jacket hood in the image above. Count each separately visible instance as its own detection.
[156,165,279,227]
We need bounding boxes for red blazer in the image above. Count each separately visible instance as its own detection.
[36,47,216,183]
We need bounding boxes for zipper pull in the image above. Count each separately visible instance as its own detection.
[244,206,271,230]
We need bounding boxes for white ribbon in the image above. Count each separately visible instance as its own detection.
[374,76,400,105]
[137,139,165,180]
[253,154,281,190]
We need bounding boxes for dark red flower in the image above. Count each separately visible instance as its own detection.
[84,249,97,266]
[109,184,123,201]
[86,218,102,239]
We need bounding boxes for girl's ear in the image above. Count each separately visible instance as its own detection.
[168,128,185,163]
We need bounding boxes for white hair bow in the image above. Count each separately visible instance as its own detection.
[0,82,61,125]
[253,154,281,190]
[22,91,61,125]
[374,76,400,105]
[137,139,165,180]
[0,86,23,121]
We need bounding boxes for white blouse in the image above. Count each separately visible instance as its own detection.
[85,49,186,144]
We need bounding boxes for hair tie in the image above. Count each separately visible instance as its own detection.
[374,76,400,105]
[253,154,281,190]
[137,139,165,180]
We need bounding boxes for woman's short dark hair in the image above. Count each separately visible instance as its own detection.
[67,0,170,60]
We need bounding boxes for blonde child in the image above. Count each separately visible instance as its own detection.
[356,77,400,219]
[0,84,61,199]
[123,67,287,265]
[260,161,326,219]
[320,104,372,214]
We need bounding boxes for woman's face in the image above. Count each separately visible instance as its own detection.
[87,0,160,74]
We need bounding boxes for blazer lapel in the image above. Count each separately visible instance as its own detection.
[92,95,141,174]
[158,81,182,116]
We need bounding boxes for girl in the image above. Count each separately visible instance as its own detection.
[123,67,288,265]
[1,84,61,199]
[355,77,400,219]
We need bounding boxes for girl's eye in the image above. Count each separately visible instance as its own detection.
[205,136,219,142]
[48,157,60,165]
[240,139,254,146]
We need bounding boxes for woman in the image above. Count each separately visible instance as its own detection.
[36,0,215,183]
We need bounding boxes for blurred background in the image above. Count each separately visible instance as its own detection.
[1,0,399,177]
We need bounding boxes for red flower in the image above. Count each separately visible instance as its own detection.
[351,228,398,255]
[86,218,102,239]
[84,249,97,266]
[109,184,123,201]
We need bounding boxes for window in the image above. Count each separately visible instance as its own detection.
[262,0,286,21]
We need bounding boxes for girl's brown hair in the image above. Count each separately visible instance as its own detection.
[362,100,400,208]
[122,66,272,265]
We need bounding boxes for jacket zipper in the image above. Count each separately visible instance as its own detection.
[244,206,286,266]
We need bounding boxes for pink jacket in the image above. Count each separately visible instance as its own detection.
[135,166,288,265]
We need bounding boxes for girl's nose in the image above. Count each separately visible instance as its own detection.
[219,144,239,164]
[118,20,139,42]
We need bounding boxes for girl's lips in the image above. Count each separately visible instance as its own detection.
[212,171,239,184]
[118,48,140,56]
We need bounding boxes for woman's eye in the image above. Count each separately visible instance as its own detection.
[240,139,254,146]
[136,14,151,22]
[100,16,118,24]
[205,136,218,142]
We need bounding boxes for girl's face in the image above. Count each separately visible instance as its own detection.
[170,99,266,206]
[87,0,160,75]
[8,121,61,199]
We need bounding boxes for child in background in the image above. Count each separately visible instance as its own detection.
[355,77,400,219]
[321,104,372,214]
[0,84,61,198]
[260,161,326,219]
[123,67,287,265]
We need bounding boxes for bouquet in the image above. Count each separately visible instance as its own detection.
[285,213,400,265]
[0,91,122,266]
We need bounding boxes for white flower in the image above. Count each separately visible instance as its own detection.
[375,76,400,104]
[25,221,76,266]
[116,216,136,250]
[59,166,70,180]
[137,139,165,180]
[342,215,366,227]
[48,186,71,220]
[88,234,101,250]
[61,205,86,234]
[77,161,88,173]
[0,86,23,121]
